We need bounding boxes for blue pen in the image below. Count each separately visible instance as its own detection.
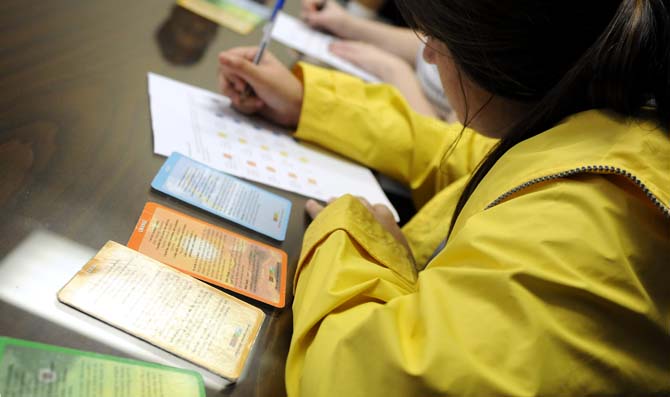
[252,0,285,64]
[242,0,285,98]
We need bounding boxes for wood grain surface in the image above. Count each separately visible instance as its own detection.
[0,1,305,395]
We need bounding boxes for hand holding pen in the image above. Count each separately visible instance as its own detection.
[240,0,286,99]
[218,46,304,127]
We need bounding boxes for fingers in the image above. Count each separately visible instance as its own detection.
[355,195,372,209]
[219,49,282,86]
[218,52,250,96]
[224,85,263,114]
[301,0,319,16]
[301,0,321,20]
[304,1,350,36]
[220,47,281,68]
[218,53,268,111]
[219,69,246,95]
[305,199,325,219]
[231,93,264,115]
[303,10,318,27]
[218,63,264,114]
[306,196,396,227]
[219,53,261,84]
[313,195,408,261]
[371,203,394,219]
[355,196,396,223]
[303,4,330,28]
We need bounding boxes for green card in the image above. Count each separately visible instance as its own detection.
[0,337,205,397]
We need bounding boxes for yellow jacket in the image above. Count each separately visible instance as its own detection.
[287,63,670,396]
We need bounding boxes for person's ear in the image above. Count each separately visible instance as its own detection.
[423,36,445,64]
[423,42,436,64]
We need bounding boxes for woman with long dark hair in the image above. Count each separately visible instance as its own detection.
[218,0,670,395]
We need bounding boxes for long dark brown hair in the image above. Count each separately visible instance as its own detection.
[395,0,670,233]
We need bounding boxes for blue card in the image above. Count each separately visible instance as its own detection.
[152,153,291,241]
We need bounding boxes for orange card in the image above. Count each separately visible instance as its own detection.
[128,203,287,308]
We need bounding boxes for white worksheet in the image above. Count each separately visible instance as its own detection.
[271,12,381,83]
[148,73,399,220]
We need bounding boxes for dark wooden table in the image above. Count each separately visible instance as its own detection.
[0,0,306,395]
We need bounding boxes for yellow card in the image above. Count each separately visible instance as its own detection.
[58,241,265,382]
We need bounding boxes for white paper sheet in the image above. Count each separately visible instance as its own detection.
[148,73,399,220]
[271,12,381,83]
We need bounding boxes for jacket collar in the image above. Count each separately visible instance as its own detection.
[451,109,670,236]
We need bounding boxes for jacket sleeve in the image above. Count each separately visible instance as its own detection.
[293,63,496,207]
[285,176,670,397]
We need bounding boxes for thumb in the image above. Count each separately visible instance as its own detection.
[305,199,325,219]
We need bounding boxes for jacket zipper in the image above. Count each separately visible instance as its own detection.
[486,165,670,218]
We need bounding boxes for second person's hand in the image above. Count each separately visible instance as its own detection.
[218,47,304,127]
[301,0,352,38]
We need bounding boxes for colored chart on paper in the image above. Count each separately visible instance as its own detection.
[148,72,399,221]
